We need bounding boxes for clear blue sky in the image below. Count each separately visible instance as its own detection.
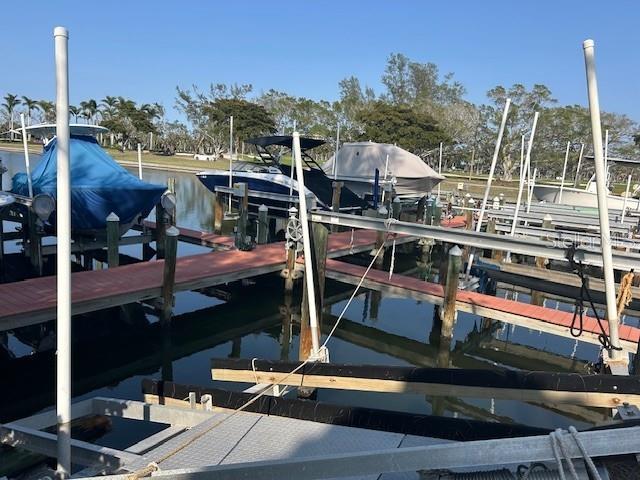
[3,0,640,122]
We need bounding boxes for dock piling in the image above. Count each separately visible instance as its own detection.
[160,226,179,325]
[213,192,223,234]
[106,212,120,268]
[331,181,343,232]
[374,206,388,268]
[234,183,250,250]
[27,212,43,275]
[257,204,269,245]
[156,201,167,259]
[440,245,462,339]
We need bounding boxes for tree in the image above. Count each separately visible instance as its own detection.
[79,99,98,124]
[21,96,38,126]
[100,96,119,119]
[356,101,448,159]
[37,100,56,123]
[100,97,158,150]
[2,93,20,140]
[69,105,81,122]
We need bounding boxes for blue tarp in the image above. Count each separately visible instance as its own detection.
[12,135,166,231]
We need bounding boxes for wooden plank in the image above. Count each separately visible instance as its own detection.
[211,365,639,408]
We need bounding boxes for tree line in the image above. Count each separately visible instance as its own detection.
[2,52,639,181]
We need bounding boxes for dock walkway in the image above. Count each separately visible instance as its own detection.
[0,229,409,331]
[325,259,640,352]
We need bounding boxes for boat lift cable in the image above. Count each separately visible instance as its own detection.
[125,233,393,479]
[565,243,623,351]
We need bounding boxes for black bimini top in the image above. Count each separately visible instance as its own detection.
[246,135,325,151]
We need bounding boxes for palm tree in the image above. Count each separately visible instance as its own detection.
[21,96,39,126]
[100,96,118,120]
[69,105,81,122]
[79,99,98,124]
[37,100,56,123]
[2,93,20,140]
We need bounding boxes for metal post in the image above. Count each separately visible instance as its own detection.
[106,212,120,268]
[228,116,233,210]
[20,113,34,198]
[622,175,632,223]
[235,182,249,250]
[137,143,143,179]
[526,167,538,213]
[437,142,443,197]
[465,99,510,276]
[558,141,571,203]
[573,144,585,188]
[509,112,539,238]
[257,204,268,244]
[332,123,340,180]
[292,132,321,358]
[54,25,71,479]
[583,39,622,359]
[604,129,609,176]
[380,154,390,205]
[160,226,179,325]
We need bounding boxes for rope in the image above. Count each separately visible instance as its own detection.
[388,237,396,280]
[568,426,602,480]
[125,234,392,479]
[349,228,354,254]
[616,270,634,317]
[565,244,623,351]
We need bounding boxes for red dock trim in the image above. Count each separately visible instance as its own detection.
[325,259,640,345]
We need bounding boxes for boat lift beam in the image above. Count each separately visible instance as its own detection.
[309,211,640,271]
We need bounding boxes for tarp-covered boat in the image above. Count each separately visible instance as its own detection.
[12,134,166,234]
[322,142,445,199]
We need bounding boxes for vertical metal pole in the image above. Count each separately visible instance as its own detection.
[604,129,609,180]
[380,154,390,204]
[292,132,320,357]
[289,120,297,197]
[558,141,571,203]
[54,26,71,479]
[519,134,525,181]
[465,99,510,276]
[509,112,539,237]
[583,39,622,359]
[621,175,631,223]
[526,167,538,213]
[437,142,443,198]
[228,116,233,211]
[20,114,34,198]
[137,143,143,179]
[573,144,585,188]
[333,123,340,180]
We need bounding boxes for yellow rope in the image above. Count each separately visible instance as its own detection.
[616,271,634,316]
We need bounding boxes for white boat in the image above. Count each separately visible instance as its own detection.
[533,184,640,210]
[322,142,444,200]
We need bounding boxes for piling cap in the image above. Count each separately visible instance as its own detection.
[106,212,120,222]
[258,204,268,212]
[54,26,69,37]
[449,245,462,257]
[543,213,553,222]
[583,39,595,49]
[166,226,180,237]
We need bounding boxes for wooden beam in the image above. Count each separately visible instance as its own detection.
[211,360,640,408]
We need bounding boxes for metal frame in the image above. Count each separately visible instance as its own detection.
[309,211,640,271]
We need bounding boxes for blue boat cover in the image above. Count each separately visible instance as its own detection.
[12,135,166,231]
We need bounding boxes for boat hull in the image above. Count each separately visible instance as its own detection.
[533,185,640,211]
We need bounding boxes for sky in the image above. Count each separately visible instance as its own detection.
[2,0,640,122]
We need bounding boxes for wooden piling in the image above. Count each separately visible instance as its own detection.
[27,212,42,275]
[440,245,462,339]
[433,201,442,226]
[425,197,434,226]
[392,196,402,220]
[374,206,387,268]
[160,226,179,325]
[106,212,120,268]
[156,202,167,259]
[257,204,269,245]
[416,196,426,224]
[235,183,249,250]
[331,181,343,232]
[213,192,224,235]
[486,217,503,262]
[535,214,553,269]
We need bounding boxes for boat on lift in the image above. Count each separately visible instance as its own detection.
[322,141,445,200]
[532,155,640,211]
[196,135,367,216]
[10,124,168,236]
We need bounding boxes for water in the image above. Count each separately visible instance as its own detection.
[0,147,617,448]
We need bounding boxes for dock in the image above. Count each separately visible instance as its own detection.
[0,229,413,331]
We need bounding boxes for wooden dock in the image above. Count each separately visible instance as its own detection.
[0,229,412,331]
[324,259,640,353]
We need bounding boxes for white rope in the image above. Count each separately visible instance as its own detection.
[126,234,392,478]
[349,228,354,254]
[251,357,259,384]
[388,238,396,280]
[568,426,602,480]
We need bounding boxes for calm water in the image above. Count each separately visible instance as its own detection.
[0,147,620,444]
